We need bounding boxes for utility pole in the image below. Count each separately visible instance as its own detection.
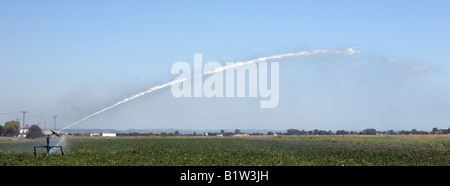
[21,111,27,129]
[53,116,57,130]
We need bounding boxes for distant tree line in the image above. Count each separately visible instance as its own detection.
[115,129,262,136]
[117,127,450,136]
[1,119,449,137]
[283,127,450,136]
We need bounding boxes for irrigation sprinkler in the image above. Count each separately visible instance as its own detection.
[33,130,64,157]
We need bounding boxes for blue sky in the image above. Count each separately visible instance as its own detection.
[1,0,449,131]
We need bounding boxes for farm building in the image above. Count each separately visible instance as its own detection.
[233,133,249,137]
[90,133,116,137]
[101,133,116,137]
[90,133,101,137]
[18,125,30,138]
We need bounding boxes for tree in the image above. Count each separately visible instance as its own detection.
[299,130,307,135]
[313,129,319,135]
[336,130,348,135]
[4,121,20,136]
[361,128,377,135]
[387,130,396,135]
[398,130,410,135]
[220,129,225,134]
[234,129,241,134]
[26,125,44,139]
[431,127,438,134]
[286,128,301,135]
[175,130,180,136]
[0,125,4,136]
[267,131,274,135]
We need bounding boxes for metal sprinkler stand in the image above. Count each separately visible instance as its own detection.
[33,130,65,157]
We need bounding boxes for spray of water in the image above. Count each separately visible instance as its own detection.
[50,135,68,154]
[59,48,358,132]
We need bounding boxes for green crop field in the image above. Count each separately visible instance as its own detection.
[0,135,449,166]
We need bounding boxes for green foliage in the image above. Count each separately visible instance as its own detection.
[0,125,4,136]
[26,125,44,139]
[361,128,377,135]
[0,135,449,166]
[4,121,20,136]
[286,128,301,135]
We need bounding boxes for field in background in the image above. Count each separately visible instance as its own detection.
[1,135,449,166]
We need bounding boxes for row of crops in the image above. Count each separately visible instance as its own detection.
[1,135,449,166]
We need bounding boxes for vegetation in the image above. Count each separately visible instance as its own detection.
[0,135,448,166]
[283,127,450,136]
[3,121,20,136]
[26,125,44,139]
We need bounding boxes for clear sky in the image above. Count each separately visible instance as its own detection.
[1,0,449,131]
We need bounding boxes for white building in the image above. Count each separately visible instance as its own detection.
[90,133,101,137]
[18,125,30,138]
[233,133,249,137]
[101,133,116,137]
